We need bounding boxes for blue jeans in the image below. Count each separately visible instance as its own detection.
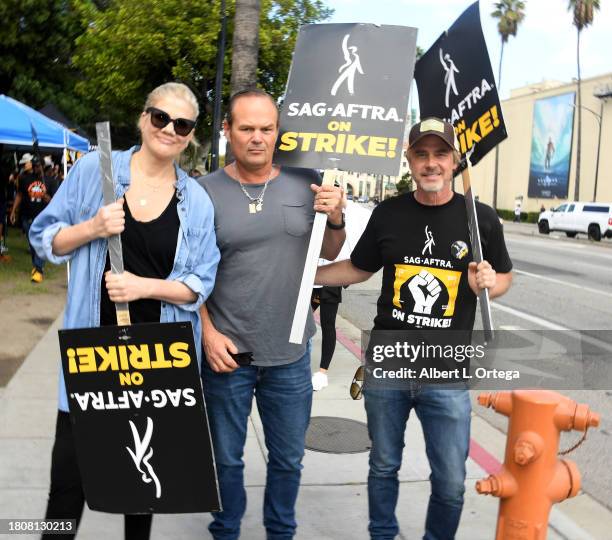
[23,217,45,272]
[201,347,313,540]
[364,384,471,540]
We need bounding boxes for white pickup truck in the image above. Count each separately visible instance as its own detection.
[538,202,612,241]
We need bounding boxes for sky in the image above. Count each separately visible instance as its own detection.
[327,0,612,100]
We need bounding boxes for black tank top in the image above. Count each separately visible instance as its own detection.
[100,194,180,326]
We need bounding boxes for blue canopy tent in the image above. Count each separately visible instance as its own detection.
[0,94,90,152]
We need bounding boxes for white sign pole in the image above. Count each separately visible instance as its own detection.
[289,170,336,344]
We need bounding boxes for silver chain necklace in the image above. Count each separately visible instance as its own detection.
[133,156,175,207]
[234,163,273,214]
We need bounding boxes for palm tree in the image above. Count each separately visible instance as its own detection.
[568,0,600,201]
[224,0,261,162]
[491,0,525,210]
[230,0,261,94]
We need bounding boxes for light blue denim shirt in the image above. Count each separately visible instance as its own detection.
[29,146,220,412]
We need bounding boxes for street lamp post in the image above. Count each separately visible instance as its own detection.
[593,87,611,202]
[592,99,603,202]
[569,99,603,202]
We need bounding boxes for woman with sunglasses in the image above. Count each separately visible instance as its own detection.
[30,82,220,539]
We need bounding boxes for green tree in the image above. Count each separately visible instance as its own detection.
[568,0,600,201]
[259,0,333,98]
[72,0,332,148]
[0,0,88,117]
[491,0,525,210]
[73,0,221,147]
[396,172,413,195]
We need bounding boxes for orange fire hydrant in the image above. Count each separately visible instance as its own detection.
[476,390,600,540]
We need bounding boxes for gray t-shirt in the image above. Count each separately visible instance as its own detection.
[198,167,320,366]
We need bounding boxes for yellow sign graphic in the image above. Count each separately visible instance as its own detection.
[66,342,191,374]
[455,105,501,154]
[278,131,398,158]
[393,264,461,317]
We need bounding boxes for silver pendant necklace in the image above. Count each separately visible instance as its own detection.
[133,156,175,206]
[139,181,164,206]
[234,163,273,214]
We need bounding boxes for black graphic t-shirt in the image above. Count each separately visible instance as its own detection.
[351,192,512,332]
[18,172,48,219]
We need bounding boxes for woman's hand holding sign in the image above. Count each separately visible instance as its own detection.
[104,270,197,305]
[52,198,126,257]
[105,270,148,303]
[91,198,125,238]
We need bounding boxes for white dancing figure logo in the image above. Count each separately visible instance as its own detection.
[331,34,364,96]
[126,416,162,499]
[439,48,459,108]
[422,225,435,256]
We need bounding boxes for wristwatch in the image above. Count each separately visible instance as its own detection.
[326,213,346,230]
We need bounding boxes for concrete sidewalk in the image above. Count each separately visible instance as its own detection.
[1,312,611,539]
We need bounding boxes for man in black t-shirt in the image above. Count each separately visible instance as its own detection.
[10,154,49,282]
[316,117,512,540]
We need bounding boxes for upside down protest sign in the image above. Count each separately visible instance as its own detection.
[59,322,220,514]
[275,23,418,176]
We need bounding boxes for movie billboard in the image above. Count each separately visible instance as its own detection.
[528,92,576,199]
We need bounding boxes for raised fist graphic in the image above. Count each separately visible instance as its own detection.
[408,270,442,315]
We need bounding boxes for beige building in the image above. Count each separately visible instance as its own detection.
[334,142,411,200]
[334,155,408,201]
[467,73,612,213]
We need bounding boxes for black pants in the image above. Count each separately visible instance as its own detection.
[43,411,153,540]
[311,287,341,370]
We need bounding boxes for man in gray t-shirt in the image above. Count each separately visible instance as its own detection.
[199,165,319,366]
[197,89,345,540]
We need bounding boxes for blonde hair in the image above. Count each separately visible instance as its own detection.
[140,82,200,152]
[144,82,199,118]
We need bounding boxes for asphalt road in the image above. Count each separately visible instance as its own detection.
[338,224,612,510]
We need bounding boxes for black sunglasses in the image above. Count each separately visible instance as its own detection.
[145,106,196,136]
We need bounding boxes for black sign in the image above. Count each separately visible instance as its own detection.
[58,322,220,514]
[275,23,418,175]
[414,1,506,167]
